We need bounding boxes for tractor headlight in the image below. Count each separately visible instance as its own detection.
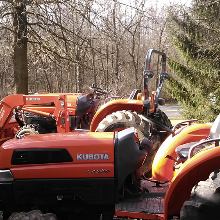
[0,169,14,182]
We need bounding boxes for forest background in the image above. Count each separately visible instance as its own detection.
[0,0,219,122]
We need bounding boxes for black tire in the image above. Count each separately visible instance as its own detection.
[2,211,11,220]
[7,210,57,220]
[15,125,39,138]
[147,109,173,142]
[96,110,172,175]
[180,170,220,220]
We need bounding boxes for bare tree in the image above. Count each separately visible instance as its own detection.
[0,0,176,100]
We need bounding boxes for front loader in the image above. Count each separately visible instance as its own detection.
[0,86,109,144]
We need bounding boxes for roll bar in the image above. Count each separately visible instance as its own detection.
[143,49,169,102]
[188,138,220,160]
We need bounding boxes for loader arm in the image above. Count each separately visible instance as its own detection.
[0,94,72,138]
[0,95,25,136]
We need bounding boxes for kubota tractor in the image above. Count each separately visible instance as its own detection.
[1,114,220,220]
[90,49,172,174]
[90,49,171,134]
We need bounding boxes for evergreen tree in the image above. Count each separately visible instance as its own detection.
[167,0,220,122]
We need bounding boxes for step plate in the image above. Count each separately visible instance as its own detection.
[116,197,164,214]
[116,180,170,214]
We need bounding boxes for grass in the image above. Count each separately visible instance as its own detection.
[169,117,184,126]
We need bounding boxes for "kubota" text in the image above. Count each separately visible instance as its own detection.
[77,154,109,161]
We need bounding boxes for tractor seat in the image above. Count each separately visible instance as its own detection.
[176,114,220,163]
[175,142,207,163]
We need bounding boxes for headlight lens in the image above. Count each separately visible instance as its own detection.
[0,170,14,182]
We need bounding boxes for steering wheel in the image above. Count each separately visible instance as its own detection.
[89,84,110,97]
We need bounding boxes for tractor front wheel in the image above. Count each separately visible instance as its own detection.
[15,125,39,138]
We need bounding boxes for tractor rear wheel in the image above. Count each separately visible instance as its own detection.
[95,110,149,141]
[180,170,220,220]
[96,110,172,175]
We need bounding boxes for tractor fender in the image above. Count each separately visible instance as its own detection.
[152,123,212,182]
[90,99,144,132]
[164,145,220,219]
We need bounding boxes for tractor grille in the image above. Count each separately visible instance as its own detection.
[11,149,73,165]
[13,178,115,205]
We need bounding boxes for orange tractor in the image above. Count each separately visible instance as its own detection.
[113,115,220,220]
[90,49,171,137]
[90,50,172,173]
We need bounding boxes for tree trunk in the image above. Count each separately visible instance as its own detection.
[76,45,83,93]
[113,0,119,94]
[13,0,28,95]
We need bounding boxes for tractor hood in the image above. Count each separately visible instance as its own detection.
[0,132,115,179]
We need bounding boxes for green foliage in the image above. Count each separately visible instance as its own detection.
[167,0,220,122]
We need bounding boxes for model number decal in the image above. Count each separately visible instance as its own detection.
[26,97,41,101]
[77,154,109,160]
[87,169,110,174]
